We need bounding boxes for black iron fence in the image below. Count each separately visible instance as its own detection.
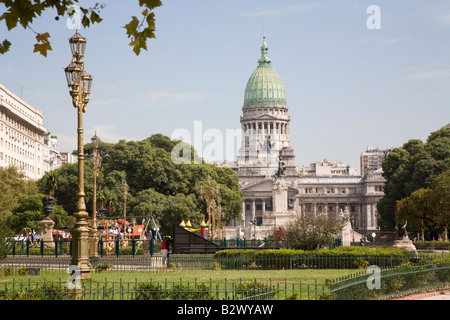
[9,237,292,257]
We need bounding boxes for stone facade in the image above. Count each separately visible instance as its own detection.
[0,83,47,179]
[224,36,385,240]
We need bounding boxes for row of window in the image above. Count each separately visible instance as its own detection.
[303,187,357,194]
[0,137,40,162]
[0,152,40,175]
[0,107,41,140]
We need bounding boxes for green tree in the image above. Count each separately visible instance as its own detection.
[378,127,450,231]
[0,0,162,56]
[285,211,346,251]
[37,162,95,216]
[0,215,14,261]
[0,166,38,218]
[395,188,435,238]
[39,134,243,235]
[42,171,60,196]
[429,169,450,239]
[6,194,74,233]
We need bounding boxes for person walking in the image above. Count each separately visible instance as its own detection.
[161,236,169,266]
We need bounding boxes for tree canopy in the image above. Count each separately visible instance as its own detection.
[395,169,450,240]
[37,134,243,235]
[378,127,450,231]
[0,166,38,218]
[0,0,162,56]
[285,210,346,250]
[6,194,74,234]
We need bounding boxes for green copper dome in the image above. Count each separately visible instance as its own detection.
[243,36,286,108]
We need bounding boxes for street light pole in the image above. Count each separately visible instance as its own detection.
[123,180,128,239]
[64,29,93,280]
[89,133,102,257]
[199,176,221,240]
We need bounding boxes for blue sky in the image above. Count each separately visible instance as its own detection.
[1,0,449,172]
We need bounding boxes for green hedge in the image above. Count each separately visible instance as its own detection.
[414,241,450,250]
[214,247,411,270]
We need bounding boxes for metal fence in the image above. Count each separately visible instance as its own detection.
[0,277,278,300]
[3,251,450,273]
[9,237,293,257]
[4,256,448,300]
[330,261,450,300]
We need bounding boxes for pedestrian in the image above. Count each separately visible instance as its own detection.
[161,236,169,265]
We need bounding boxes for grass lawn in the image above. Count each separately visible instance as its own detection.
[1,268,362,300]
[1,268,360,285]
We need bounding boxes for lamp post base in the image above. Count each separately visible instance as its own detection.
[71,211,92,279]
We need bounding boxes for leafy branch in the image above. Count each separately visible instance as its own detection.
[123,0,162,55]
[0,1,162,57]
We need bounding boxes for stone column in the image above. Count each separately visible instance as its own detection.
[252,199,256,220]
[242,201,246,227]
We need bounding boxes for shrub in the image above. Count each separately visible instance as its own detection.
[353,257,369,269]
[134,281,213,300]
[95,263,113,272]
[213,247,411,269]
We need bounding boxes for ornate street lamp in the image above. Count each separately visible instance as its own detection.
[123,179,128,238]
[199,176,221,240]
[64,29,93,279]
[89,133,102,257]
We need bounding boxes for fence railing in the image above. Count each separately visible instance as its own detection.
[3,251,450,273]
[330,261,450,300]
[10,238,291,257]
[0,278,278,300]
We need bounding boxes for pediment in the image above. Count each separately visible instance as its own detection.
[240,178,300,193]
[240,179,274,192]
[254,114,279,121]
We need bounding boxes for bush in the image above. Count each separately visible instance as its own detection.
[213,247,411,269]
[134,281,213,300]
[95,263,113,272]
[414,241,450,250]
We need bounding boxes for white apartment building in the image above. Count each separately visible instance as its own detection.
[298,159,358,176]
[0,83,47,180]
[360,146,392,176]
[43,132,62,173]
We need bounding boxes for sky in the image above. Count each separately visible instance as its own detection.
[1,0,449,173]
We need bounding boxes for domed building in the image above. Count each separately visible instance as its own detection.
[237,35,296,178]
[225,35,386,243]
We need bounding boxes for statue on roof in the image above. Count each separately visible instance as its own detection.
[274,153,287,179]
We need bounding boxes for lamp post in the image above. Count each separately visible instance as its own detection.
[89,133,102,257]
[123,180,128,238]
[64,29,93,279]
[199,176,221,240]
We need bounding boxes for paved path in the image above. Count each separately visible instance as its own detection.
[419,291,450,300]
[393,290,450,300]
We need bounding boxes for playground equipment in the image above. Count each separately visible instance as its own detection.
[97,215,162,255]
[179,220,209,239]
[14,228,40,247]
